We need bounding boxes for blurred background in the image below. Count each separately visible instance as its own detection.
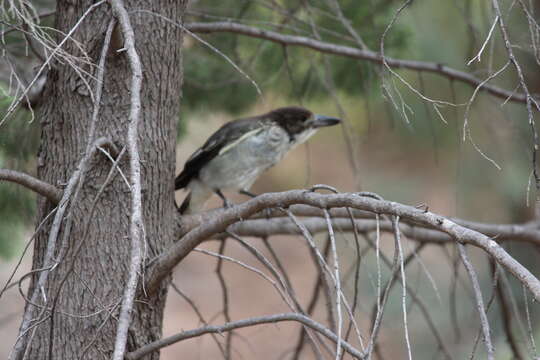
[1,0,539,358]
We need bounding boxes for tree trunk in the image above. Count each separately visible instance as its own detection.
[16,1,185,358]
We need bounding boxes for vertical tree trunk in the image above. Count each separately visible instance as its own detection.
[17,1,185,358]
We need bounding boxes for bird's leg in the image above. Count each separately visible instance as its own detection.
[239,189,257,198]
[215,189,233,209]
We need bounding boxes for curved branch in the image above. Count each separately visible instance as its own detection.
[225,217,540,245]
[186,21,534,105]
[0,169,62,204]
[230,217,446,241]
[148,190,540,302]
[125,312,364,360]
[179,205,540,245]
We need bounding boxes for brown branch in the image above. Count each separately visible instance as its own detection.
[186,21,535,105]
[292,236,333,360]
[179,206,540,245]
[0,169,62,204]
[457,243,494,359]
[148,190,540,302]
[495,266,525,360]
[0,11,56,38]
[125,312,364,360]
[362,237,451,360]
[169,282,227,357]
[215,240,232,358]
[225,217,540,245]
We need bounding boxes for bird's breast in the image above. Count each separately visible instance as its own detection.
[198,125,291,190]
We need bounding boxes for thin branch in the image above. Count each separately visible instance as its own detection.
[1,0,106,125]
[292,237,332,360]
[215,239,232,359]
[0,169,62,203]
[224,215,540,247]
[179,205,540,245]
[323,210,343,360]
[125,313,364,360]
[227,231,332,357]
[490,0,540,212]
[0,207,57,300]
[170,282,227,357]
[457,243,494,359]
[185,21,535,105]
[340,207,363,359]
[495,265,525,360]
[148,190,540,301]
[466,15,499,65]
[134,10,262,97]
[193,247,294,309]
[109,0,145,359]
[393,216,413,360]
[362,234,452,360]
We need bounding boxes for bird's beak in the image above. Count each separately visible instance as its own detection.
[309,114,341,128]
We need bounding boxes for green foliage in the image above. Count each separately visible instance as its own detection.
[183,0,409,115]
[0,181,35,259]
[0,94,39,259]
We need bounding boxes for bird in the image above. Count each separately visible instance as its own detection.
[175,106,341,214]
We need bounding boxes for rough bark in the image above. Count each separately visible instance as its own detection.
[18,1,185,358]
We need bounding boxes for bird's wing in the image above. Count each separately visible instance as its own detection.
[175,117,264,190]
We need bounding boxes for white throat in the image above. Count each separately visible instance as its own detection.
[291,128,318,149]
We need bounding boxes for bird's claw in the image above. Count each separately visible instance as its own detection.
[223,198,233,209]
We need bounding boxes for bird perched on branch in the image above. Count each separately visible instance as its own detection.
[175,106,341,214]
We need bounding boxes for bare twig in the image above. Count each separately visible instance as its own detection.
[363,234,452,360]
[522,284,538,357]
[0,208,57,300]
[108,0,145,359]
[180,206,540,246]
[1,0,106,125]
[0,169,62,203]
[292,237,332,360]
[490,0,540,212]
[323,210,343,360]
[134,10,262,96]
[193,247,294,309]
[170,282,227,357]
[495,265,525,360]
[215,239,232,359]
[467,15,500,65]
[457,243,494,359]
[125,312,364,360]
[393,216,412,360]
[180,21,537,104]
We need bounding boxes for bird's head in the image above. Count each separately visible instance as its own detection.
[267,106,341,144]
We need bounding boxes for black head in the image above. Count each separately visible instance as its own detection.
[267,106,341,139]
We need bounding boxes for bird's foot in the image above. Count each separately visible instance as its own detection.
[239,189,257,198]
[223,198,234,209]
[215,189,234,210]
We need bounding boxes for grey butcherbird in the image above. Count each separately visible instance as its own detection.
[175,106,341,214]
